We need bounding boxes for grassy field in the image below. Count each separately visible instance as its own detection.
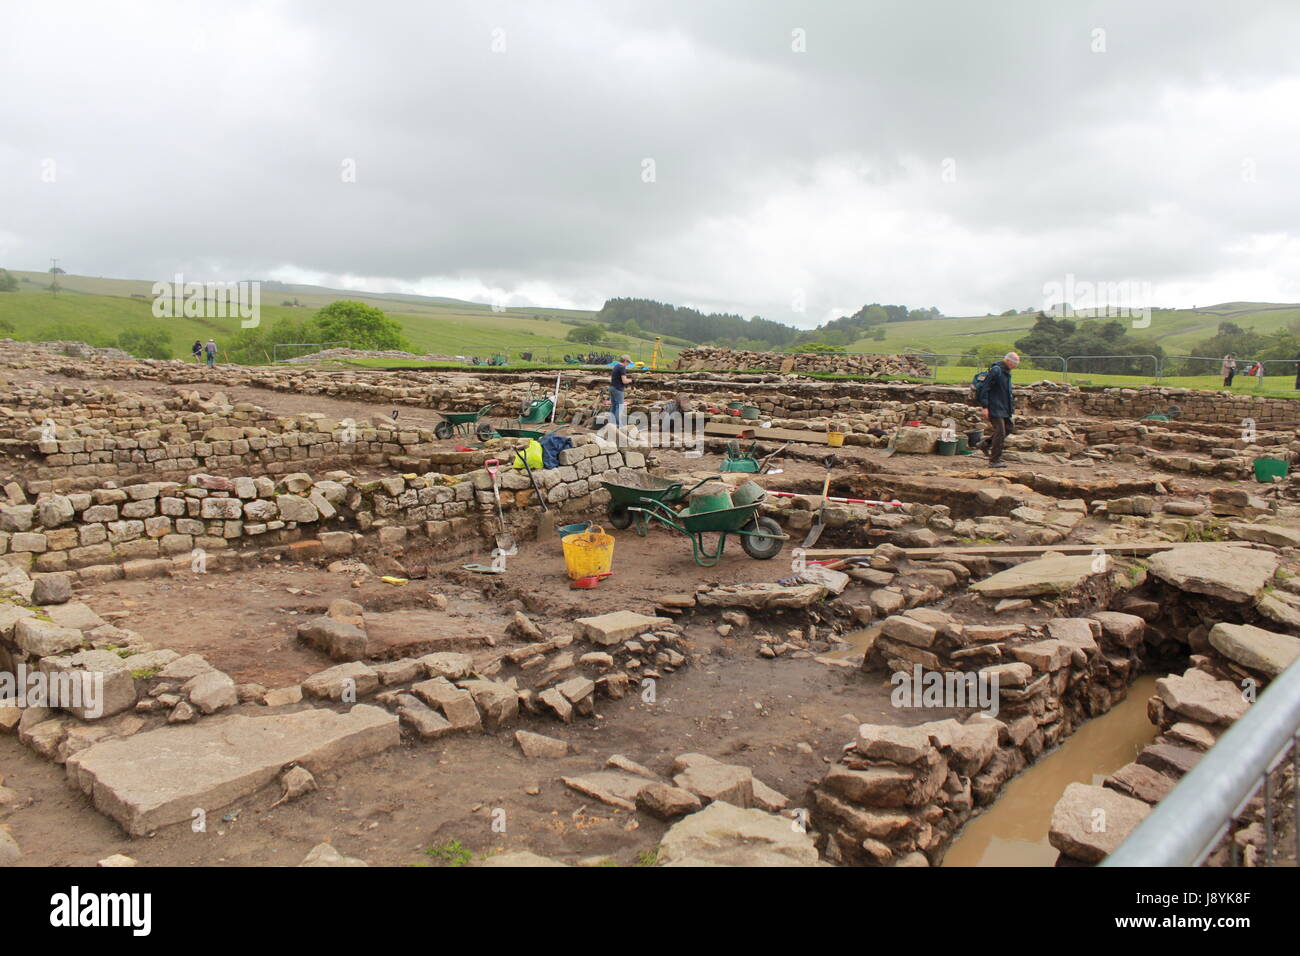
[3,270,1297,385]
[846,302,1300,357]
[909,364,1300,397]
[0,271,680,365]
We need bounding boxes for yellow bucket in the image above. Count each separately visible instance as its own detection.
[827,430,845,447]
[561,525,615,580]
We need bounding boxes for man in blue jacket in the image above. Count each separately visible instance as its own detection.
[609,354,632,426]
[977,351,1020,468]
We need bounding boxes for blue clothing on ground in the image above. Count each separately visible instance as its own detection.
[540,433,573,469]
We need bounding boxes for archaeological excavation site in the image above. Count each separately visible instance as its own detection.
[0,340,1297,870]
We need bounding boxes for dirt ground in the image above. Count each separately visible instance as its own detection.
[0,368,1261,867]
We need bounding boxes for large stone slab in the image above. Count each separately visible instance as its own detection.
[1155,672,1249,726]
[573,611,671,646]
[657,802,823,866]
[969,554,1110,599]
[66,705,398,835]
[1208,622,1300,679]
[1146,544,1279,603]
[1048,781,1151,863]
[695,582,827,611]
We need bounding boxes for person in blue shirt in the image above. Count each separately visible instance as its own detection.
[609,354,632,425]
[976,351,1020,467]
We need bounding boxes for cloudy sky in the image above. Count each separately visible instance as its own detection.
[3,0,1300,326]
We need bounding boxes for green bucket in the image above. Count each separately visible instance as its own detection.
[727,401,745,410]
[936,440,958,456]
[730,480,765,507]
[741,405,761,420]
[687,488,733,514]
[955,435,970,454]
[1253,457,1289,483]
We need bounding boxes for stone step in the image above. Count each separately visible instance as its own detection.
[66,704,399,836]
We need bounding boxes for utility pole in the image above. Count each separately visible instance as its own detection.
[49,258,60,296]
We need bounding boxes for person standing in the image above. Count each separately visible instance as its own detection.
[976,351,1020,468]
[192,340,203,363]
[204,339,218,368]
[609,354,632,426]
[1222,354,1236,387]
[1293,356,1300,390]
[1254,360,1266,388]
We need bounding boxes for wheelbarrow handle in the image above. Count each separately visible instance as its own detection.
[681,476,721,496]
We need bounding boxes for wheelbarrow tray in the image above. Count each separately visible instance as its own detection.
[677,502,764,533]
[494,427,547,439]
[602,475,685,506]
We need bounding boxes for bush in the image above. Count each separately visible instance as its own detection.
[786,342,846,353]
[0,269,17,293]
[567,324,606,345]
[116,328,172,360]
[302,300,409,351]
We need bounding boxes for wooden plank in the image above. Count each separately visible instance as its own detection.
[704,421,831,444]
[803,541,1261,560]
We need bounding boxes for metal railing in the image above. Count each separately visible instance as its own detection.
[1103,658,1300,867]
[1063,353,1161,381]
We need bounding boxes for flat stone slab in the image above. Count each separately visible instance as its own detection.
[1146,544,1279,603]
[561,771,655,810]
[1049,782,1151,863]
[573,611,671,646]
[1156,672,1250,726]
[66,705,399,836]
[695,583,826,611]
[969,555,1109,598]
[657,801,823,866]
[1104,762,1177,805]
[1209,622,1300,679]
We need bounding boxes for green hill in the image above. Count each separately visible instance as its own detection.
[0,271,676,365]
[844,303,1300,358]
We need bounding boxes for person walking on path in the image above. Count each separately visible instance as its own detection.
[1222,354,1237,387]
[204,339,218,368]
[976,351,1020,468]
[609,354,632,426]
[192,340,203,363]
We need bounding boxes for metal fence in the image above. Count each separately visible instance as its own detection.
[1063,353,1161,380]
[1103,659,1300,867]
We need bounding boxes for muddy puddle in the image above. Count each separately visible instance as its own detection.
[941,674,1160,867]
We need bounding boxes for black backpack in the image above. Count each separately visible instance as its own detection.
[970,365,995,406]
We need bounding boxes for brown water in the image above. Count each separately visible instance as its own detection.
[941,674,1160,867]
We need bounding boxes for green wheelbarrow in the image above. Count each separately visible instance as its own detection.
[600,474,718,536]
[630,496,787,567]
[434,403,498,441]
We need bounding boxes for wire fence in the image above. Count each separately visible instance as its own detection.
[855,349,1300,387]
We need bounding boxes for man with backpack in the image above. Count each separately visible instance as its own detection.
[973,351,1020,468]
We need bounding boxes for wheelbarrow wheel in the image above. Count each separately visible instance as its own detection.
[475,421,496,442]
[741,516,784,560]
[434,421,453,440]
[608,502,634,530]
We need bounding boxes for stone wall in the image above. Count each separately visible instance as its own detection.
[0,436,647,578]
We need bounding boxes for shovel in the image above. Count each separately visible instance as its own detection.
[880,422,905,458]
[802,454,837,548]
[520,451,556,539]
[483,459,517,554]
[757,442,790,474]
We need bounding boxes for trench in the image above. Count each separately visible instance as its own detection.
[940,674,1160,867]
